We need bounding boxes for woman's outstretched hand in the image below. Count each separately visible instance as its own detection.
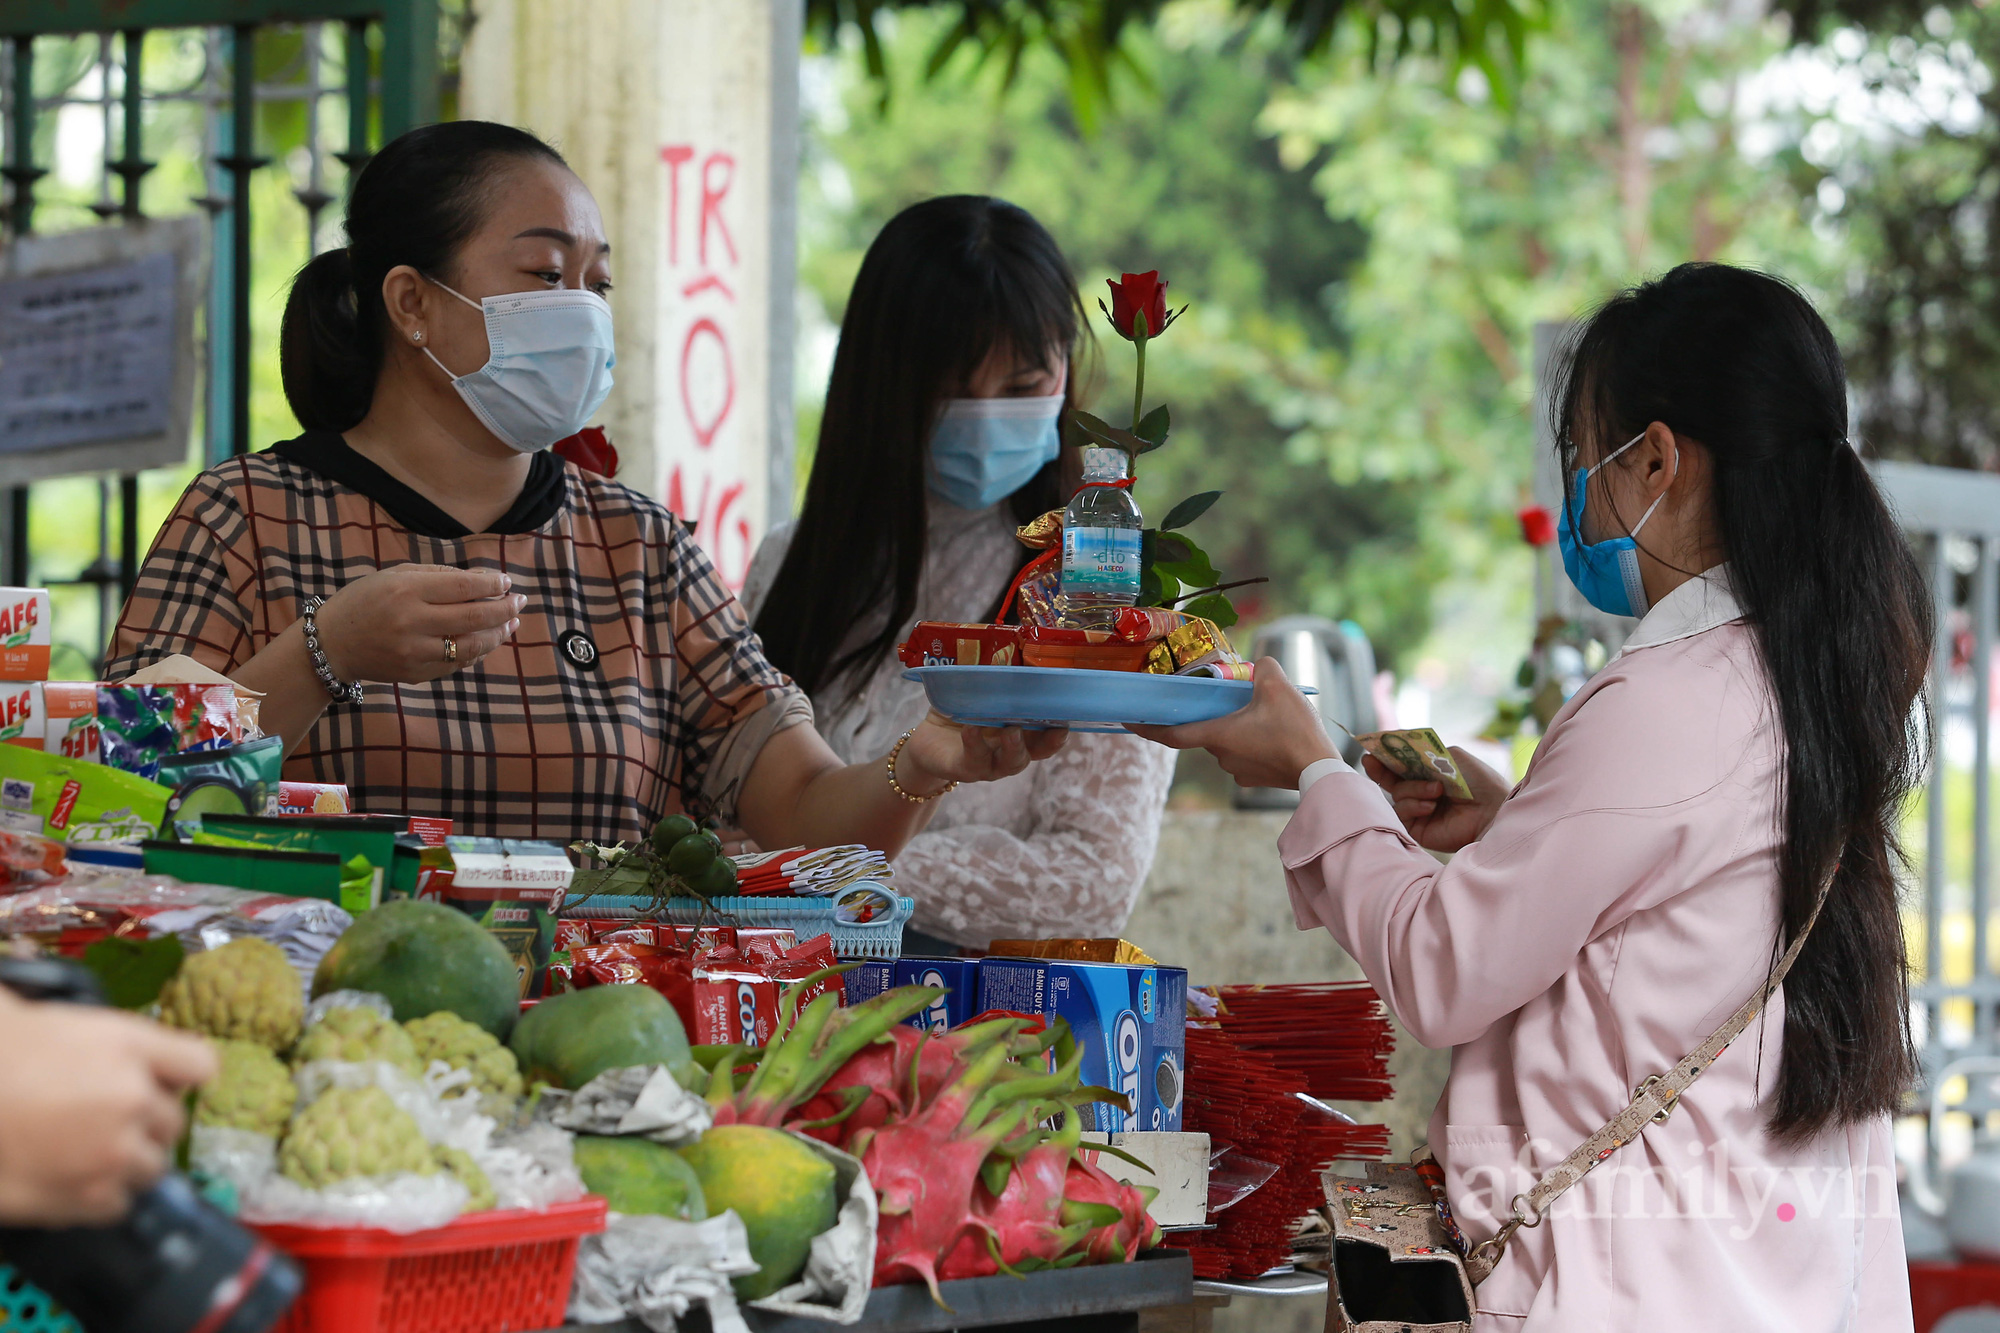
[1361,746,1509,853]
[1129,657,1340,789]
[897,711,1068,793]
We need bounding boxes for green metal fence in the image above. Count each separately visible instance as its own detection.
[0,0,441,666]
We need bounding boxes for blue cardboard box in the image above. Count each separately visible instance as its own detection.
[842,959,894,1007]
[894,958,981,1033]
[976,958,1185,1133]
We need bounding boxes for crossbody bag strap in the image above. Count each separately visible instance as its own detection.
[1462,866,1836,1285]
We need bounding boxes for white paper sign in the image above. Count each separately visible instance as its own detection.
[0,251,176,453]
[0,216,204,485]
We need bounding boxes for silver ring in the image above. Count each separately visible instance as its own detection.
[444,635,457,663]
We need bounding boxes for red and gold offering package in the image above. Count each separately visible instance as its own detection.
[1020,625,1151,671]
[1145,616,1242,675]
[897,622,1023,668]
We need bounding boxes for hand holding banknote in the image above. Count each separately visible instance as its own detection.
[1358,741,1509,853]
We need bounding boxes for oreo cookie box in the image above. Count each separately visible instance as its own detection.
[977,958,1185,1133]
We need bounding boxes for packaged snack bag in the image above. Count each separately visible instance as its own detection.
[276,781,351,815]
[736,927,799,965]
[896,622,1023,668]
[691,956,779,1047]
[770,936,842,1014]
[0,591,51,681]
[156,736,285,823]
[0,746,169,858]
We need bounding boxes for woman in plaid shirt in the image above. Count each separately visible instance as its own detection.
[108,121,1062,849]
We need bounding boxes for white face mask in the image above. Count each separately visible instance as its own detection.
[422,279,617,453]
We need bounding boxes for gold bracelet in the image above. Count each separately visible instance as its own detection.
[887,728,959,804]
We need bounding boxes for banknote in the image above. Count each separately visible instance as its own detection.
[1352,727,1475,802]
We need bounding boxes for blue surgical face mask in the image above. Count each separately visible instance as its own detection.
[1557,430,1675,618]
[926,392,1064,510]
[423,279,617,453]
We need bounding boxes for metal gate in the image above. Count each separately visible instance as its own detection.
[1870,459,2000,1164]
[0,0,443,670]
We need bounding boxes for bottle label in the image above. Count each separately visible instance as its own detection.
[1061,527,1142,594]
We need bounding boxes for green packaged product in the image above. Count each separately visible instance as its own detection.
[0,746,170,859]
[157,736,284,824]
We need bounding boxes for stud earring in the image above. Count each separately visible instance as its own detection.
[412,331,424,343]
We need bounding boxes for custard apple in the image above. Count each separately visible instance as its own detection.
[194,1040,297,1137]
[293,1005,422,1074]
[405,1011,524,1104]
[434,1145,496,1213]
[158,938,303,1051]
[278,1085,437,1188]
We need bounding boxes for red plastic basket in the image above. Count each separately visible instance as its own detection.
[252,1197,607,1333]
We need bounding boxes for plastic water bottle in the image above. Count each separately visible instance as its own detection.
[1059,446,1144,629]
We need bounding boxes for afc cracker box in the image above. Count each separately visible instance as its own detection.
[0,591,50,681]
[976,959,1186,1133]
[0,682,91,753]
[894,957,980,1034]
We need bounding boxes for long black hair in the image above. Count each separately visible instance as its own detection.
[280,121,569,433]
[1553,262,1931,1145]
[754,196,1085,698]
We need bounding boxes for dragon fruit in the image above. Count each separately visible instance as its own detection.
[705,980,1164,1306]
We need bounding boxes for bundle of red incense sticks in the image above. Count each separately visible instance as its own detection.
[730,844,893,897]
[1209,981,1396,1101]
[1168,1024,1391,1280]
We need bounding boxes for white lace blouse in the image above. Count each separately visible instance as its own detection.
[741,498,1178,949]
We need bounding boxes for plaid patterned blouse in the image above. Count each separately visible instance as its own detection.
[106,437,810,846]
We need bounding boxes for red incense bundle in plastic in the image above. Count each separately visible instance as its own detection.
[1210,981,1396,1102]
[1169,1025,1390,1280]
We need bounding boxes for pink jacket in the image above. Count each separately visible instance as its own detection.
[1281,573,1911,1330]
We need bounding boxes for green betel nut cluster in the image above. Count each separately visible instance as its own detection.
[193,1040,296,1138]
[293,1005,422,1074]
[405,1010,524,1103]
[279,1085,438,1188]
[158,937,303,1051]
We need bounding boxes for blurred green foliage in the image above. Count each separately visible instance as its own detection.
[800,0,1848,677]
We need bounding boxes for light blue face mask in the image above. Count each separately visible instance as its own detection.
[1557,430,1675,618]
[926,392,1064,510]
[424,279,617,453]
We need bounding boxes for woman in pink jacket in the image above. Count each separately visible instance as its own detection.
[1144,264,1928,1330]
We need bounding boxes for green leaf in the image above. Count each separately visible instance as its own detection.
[1137,566,1168,607]
[81,935,186,1010]
[1069,410,1147,455]
[1135,404,1171,447]
[568,859,656,900]
[1151,532,1193,565]
[1160,490,1221,532]
[1154,536,1222,592]
[1179,592,1240,629]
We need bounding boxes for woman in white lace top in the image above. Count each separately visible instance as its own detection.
[746,197,1177,951]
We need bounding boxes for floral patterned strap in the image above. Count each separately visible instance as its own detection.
[1463,867,1837,1285]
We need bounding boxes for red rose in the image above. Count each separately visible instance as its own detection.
[1106,271,1170,341]
[1517,505,1556,547]
[554,425,619,478]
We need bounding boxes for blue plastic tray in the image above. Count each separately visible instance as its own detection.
[905,664,1267,731]
[561,887,913,959]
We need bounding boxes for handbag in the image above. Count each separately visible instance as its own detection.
[1322,874,1832,1332]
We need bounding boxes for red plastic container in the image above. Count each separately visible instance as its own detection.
[252,1198,607,1333]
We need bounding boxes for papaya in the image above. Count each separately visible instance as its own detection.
[678,1125,837,1301]
[312,899,520,1040]
[509,983,696,1090]
[573,1136,706,1220]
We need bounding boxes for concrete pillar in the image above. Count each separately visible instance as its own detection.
[461,0,798,591]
